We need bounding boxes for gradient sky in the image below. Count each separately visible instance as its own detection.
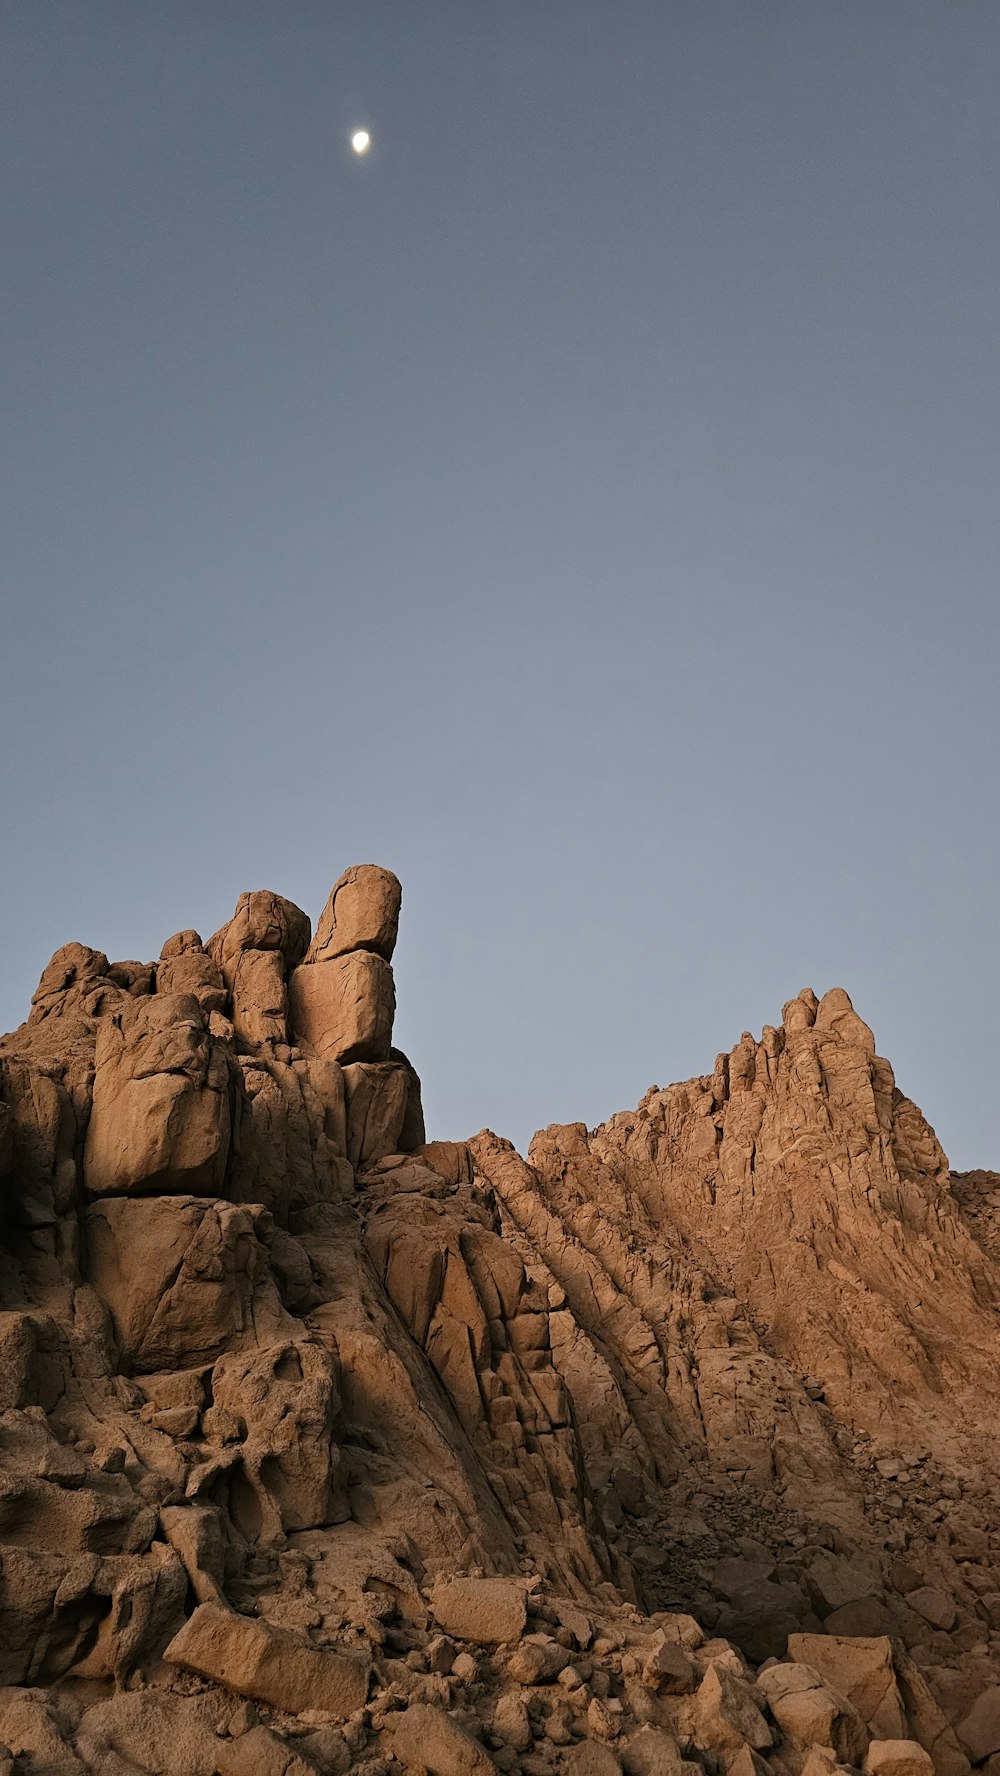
[2,2,998,1168]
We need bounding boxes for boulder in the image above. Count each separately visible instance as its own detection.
[85,1195,285,1371]
[229,949,287,1048]
[164,1601,370,1718]
[430,1576,528,1645]
[216,1724,320,1776]
[389,1702,498,1774]
[864,1743,935,1776]
[208,891,311,985]
[693,1662,772,1753]
[156,938,227,1015]
[84,994,231,1197]
[288,951,394,1064]
[566,1743,623,1776]
[343,1060,410,1166]
[308,865,402,963]
[75,1691,226,1776]
[957,1686,1000,1762]
[756,1662,868,1766]
[620,1725,685,1774]
[786,1634,907,1738]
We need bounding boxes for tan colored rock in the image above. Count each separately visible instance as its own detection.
[85,1194,284,1370]
[156,937,227,1015]
[786,1635,906,1738]
[891,1647,971,1776]
[75,1691,226,1776]
[756,1662,868,1766]
[620,1725,685,1774]
[216,1724,320,1776]
[430,1576,527,1644]
[208,890,311,984]
[492,1691,532,1752]
[84,994,231,1197]
[566,1743,623,1776]
[343,1060,410,1165]
[694,1663,772,1753]
[642,1638,694,1693]
[288,950,394,1064]
[159,1505,226,1604]
[417,1141,475,1186]
[864,1742,935,1776]
[308,865,402,963]
[164,1601,370,1717]
[389,1701,498,1774]
[28,941,117,1023]
[230,948,287,1047]
[198,1337,346,1536]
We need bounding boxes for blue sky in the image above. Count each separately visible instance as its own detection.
[2,2,998,1166]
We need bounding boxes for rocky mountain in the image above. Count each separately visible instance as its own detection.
[0,865,998,1775]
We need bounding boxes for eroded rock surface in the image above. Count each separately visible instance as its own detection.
[0,875,997,1773]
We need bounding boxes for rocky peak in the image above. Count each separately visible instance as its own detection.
[0,883,997,1774]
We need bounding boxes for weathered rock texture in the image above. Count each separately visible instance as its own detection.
[0,870,998,1774]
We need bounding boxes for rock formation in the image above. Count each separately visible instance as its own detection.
[0,865,998,1773]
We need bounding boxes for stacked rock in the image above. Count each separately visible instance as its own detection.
[287,865,423,1167]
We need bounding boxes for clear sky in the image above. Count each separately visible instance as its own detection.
[2,3,998,1169]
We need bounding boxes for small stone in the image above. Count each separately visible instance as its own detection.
[427,1634,457,1675]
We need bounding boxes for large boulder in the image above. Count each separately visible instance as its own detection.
[288,950,394,1064]
[308,865,401,963]
[207,891,311,986]
[786,1634,906,1739]
[756,1662,869,1766]
[84,994,232,1198]
[85,1195,287,1371]
[343,1060,410,1166]
[164,1601,370,1718]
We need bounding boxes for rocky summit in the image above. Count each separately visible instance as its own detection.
[0,867,997,1776]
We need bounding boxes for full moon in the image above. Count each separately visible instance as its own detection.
[350,130,371,156]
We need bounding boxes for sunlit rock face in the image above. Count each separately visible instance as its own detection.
[0,872,995,1774]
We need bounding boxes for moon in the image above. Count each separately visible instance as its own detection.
[350,130,371,156]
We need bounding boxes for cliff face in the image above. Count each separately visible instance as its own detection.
[0,869,996,1775]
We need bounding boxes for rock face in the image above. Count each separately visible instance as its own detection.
[0,870,998,1773]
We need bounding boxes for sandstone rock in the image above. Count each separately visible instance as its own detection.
[85,1194,283,1370]
[907,1584,956,1630]
[164,1601,370,1717]
[156,938,227,1015]
[216,1724,321,1776]
[208,891,311,984]
[75,1691,226,1776]
[389,1701,498,1773]
[694,1663,772,1753]
[863,1742,935,1776]
[197,1337,346,1537]
[786,1634,907,1738]
[29,941,115,1022]
[957,1686,1000,1762]
[430,1577,527,1644]
[620,1725,685,1774]
[84,994,231,1197]
[308,865,402,963]
[565,1743,623,1776]
[756,1662,868,1765]
[492,1691,532,1752]
[230,948,287,1048]
[642,1637,693,1693]
[288,950,394,1064]
[343,1060,410,1165]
